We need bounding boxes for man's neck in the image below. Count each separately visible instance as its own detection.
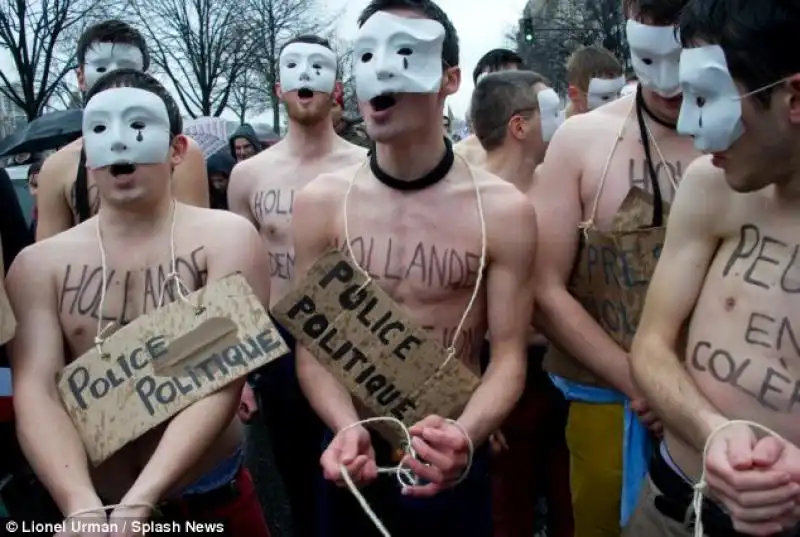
[99,194,174,239]
[640,87,679,131]
[374,128,445,181]
[484,145,538,192]
[285,117,338,159]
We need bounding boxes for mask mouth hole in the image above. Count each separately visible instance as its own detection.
[110,163,136,176]
[370,94,397,111]
[297,88,313,99]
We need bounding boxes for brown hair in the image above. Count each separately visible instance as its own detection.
[565,46,623,91]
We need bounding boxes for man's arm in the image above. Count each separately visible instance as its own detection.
[531,119,637,396]
[122,216,269,503]
[293,178,360,431]
[7,246,102,515]
[630,158,729,450]
[35,152,75,241]
[173,138,209,208]
[457,189,537,445]
[226,162,256,226]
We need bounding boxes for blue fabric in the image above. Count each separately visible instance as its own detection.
[181,448,243,494]
[549,375,652,526]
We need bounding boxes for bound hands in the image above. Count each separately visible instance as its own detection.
[704,421,800,536]
[321,425,378,488]
[56,510,107,537]
[401,415,471,498]
[107,504,152,536]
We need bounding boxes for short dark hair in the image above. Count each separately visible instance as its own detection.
[471,70,547,151]
[85,69,182,136]
[279,35,333,55]
[623,0,688,25]
[358,0,459,68]
[679,0,799,106]
[472,48,524,84]
[76,20,150,71]
[566,46,623,90]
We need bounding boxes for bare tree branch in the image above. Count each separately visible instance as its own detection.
[129,0,257,118]
[0,0,106,120]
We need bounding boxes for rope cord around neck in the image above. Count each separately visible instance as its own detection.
[66,502,157,519]
[93,201,195,357]
[342,155,487,368]
[337,416,474,537]
[692,420,788,537]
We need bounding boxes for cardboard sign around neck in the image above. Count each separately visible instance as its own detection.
[570,188,671,351]
[57,274,289,465]
[0,236,16,345]
[272,249,481,438]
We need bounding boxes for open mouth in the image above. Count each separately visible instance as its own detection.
[297,88,313,99]
[370,94,397,112]
[110,163,136,176]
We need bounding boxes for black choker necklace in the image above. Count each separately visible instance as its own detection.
[370,137,454,191]
[636,85,677,130]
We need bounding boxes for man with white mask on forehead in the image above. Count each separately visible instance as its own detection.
[289,1,536,535]
[626,0,800,535]
[35,20,208,243]
[227,34,365,537]
[7,68,273,536]
[530,0,702,535]
[564,45,626,118]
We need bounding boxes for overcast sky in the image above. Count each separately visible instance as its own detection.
[0,0,529,123]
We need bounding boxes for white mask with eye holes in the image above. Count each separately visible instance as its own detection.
[83,43,145,90]
[677,46,744,153]
[353,11,446,102]
[586,76,626,110]
[537,88,563,142]
[82,87,172,169]
[279,42,337,94]
[626,20,682,98]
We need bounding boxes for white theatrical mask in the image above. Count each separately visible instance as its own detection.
[279,42,337,94]
[626,20,681,98]
[677,45,743,153]
[538,88,563,142]
[83,43,145,90]
[354,11,445,102]
[82,87,172,169]
[586,76,626,110]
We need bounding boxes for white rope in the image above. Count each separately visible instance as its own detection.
[93,201,194,357]
[692,419,788,537]
[66,502,155,520]
[337,416,474,537]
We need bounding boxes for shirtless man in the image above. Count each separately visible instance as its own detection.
[627,1,800,536]
[36,20,208,242]
[227,34,365,537]
[564,46,625,118]
[531,0,700,535]
[291,2,536,535]
[8,69,271,535]
[472,70,573,537]
[454,48,524,167]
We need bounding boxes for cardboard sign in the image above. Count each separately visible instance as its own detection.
[272,249,481,439]
[0,237,16,345]
[544,189,670,386]
[57,274,289,465]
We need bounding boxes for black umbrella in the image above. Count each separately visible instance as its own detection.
[0,109,83,157]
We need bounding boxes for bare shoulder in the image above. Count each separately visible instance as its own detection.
[182,204,256,237]
[554,93,634,145]
[41,140,81,177]
[8,224,89,282]
[300,163,359,201]
[471,166,536,227]
[337,139,369,161]
[674,155,731,210]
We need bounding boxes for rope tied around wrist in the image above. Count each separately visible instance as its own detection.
[66,502,157,520]
[338,416,474,537]
[692,419,788,537]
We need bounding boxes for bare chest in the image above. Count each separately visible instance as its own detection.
[582,132,696,228]
[57,247,208,358]
[688,219,800,438]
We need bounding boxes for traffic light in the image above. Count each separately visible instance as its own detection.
[522,17,535,42]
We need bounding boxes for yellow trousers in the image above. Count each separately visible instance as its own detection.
[566,401,624,537]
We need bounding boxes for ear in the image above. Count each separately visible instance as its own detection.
[786,74,800,125]
[76,66,87,93]
[508,115,526,142]
[274,82,283,99]
[566,85,581,103]
[169,134,189,168]
[441,66,461,97]
[332,81,344,102]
